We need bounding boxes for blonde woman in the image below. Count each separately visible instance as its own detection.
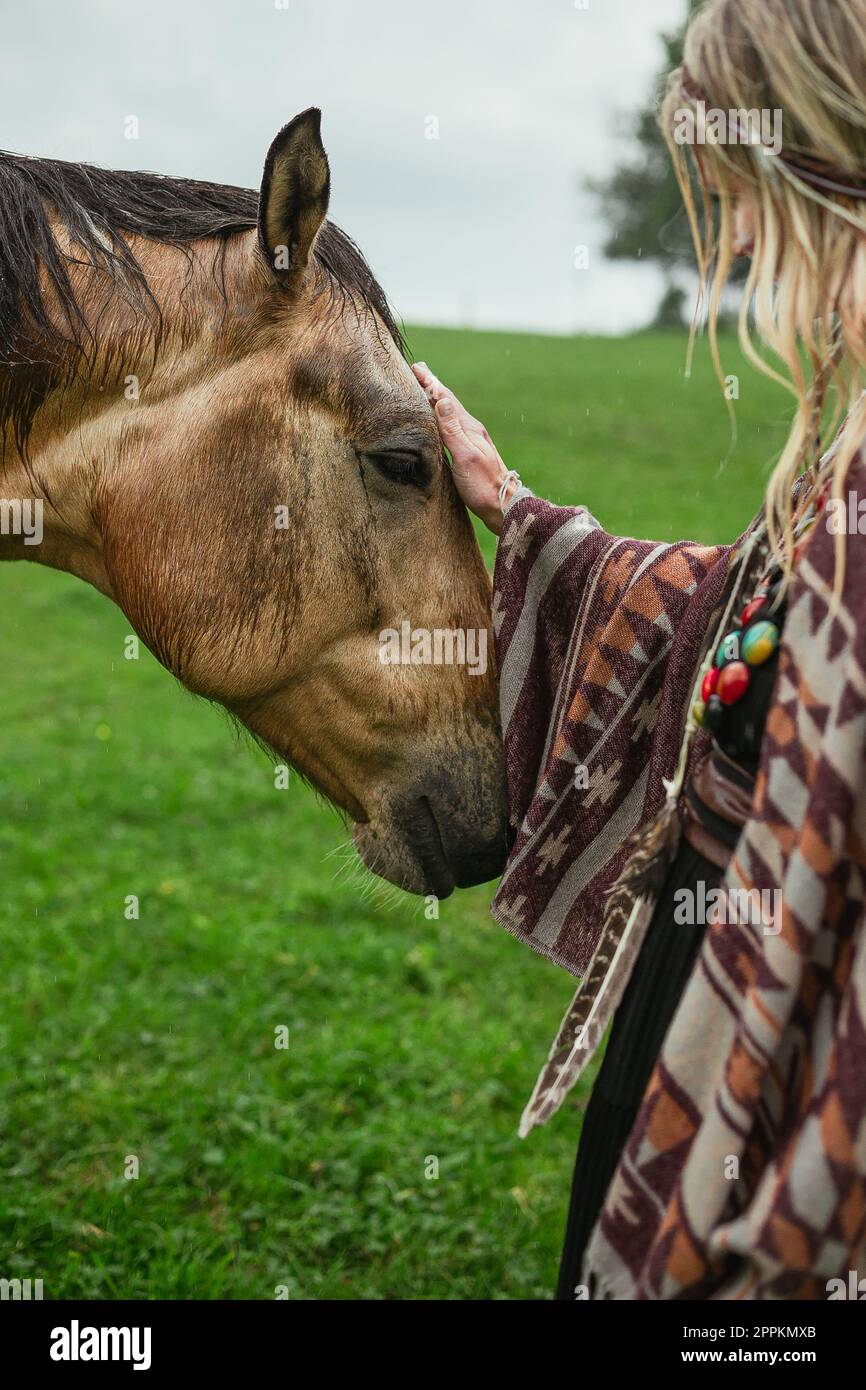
[414,0,866,1300]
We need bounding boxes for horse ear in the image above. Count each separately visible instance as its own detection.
[258,108,330,289]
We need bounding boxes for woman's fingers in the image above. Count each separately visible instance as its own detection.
[413,361,456,409]
[412,361,440,403]
[413,361,451,411]
[412,361,433,388]
[412,362,489,457]
[410,361,507,535]
[413,363,479,434]
[434,394,474,456]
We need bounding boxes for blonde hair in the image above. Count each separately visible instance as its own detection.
[662,0,866,585]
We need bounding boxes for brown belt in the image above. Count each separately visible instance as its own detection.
[682,751,756,870]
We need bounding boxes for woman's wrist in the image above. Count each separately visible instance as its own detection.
[479,500,504,535]
[476,469,522,535]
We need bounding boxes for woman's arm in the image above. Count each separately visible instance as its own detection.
[412,363,520,534]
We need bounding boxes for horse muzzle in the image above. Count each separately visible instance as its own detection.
[352,758,510,898]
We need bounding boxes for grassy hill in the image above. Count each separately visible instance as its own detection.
[0,328,790,1299]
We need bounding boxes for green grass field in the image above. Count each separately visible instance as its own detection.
[0,328,791,1299]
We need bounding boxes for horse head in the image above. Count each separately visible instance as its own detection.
[0,111,509,897]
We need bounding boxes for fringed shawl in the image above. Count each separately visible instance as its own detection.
[491,491,733,1109]
[491,469,866,1298]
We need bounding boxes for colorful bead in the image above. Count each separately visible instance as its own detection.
[717,660,750,705]
[741,620,779,666]
[693,699,706,727]
[701,667,719,701]
[704,694,724,731]
[715,631,741,668]
[740,595,767,627]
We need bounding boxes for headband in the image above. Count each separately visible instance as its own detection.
[679,65,866,201]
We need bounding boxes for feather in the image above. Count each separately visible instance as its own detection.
[518,797,681,1137]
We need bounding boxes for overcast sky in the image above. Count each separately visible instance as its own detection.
[0,0,688,334]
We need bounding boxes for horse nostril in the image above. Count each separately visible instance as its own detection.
[402,794,455,898]
[398,779,509,895]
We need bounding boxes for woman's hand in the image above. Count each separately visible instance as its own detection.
[412,362,515,535]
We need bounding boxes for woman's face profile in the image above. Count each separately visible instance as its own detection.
[700,155,757,258]
[731,191,757,257]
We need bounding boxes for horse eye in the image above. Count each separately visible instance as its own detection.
[366,450,430,487]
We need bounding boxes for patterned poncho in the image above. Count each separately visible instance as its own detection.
[491,466,866,1300]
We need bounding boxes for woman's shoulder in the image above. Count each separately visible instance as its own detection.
[819,443,866,542]
[793,443,866,643]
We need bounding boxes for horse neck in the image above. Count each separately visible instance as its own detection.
[0,230,258,598]
[1,403,117,596]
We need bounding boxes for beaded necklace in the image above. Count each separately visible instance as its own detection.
[692,482,827,734]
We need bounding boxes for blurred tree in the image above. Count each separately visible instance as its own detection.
[651,282,689,330]
[589,0,742,327]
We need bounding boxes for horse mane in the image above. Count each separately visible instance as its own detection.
[0,148,406,456]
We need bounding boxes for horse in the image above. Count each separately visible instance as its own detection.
[0,109,508,899]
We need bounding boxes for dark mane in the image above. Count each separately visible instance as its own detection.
[0,149,405,455]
